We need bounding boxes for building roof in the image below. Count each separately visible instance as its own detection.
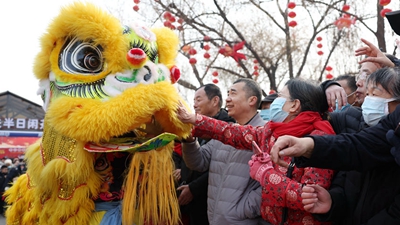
[0,91,45,119]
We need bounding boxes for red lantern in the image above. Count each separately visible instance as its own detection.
[134,0,140,3]
[254,65,259,70]
[288,21,297,27]
[163,12,172,20]
[133,5,139,11]
[169,17,176,23]
[203,44,210,51]
[203,52,210,59]
[212,79,219,84]
[317,51,324,56]
[203,36,211,41]
[380,8,392,18]
[317,43,323,48]
[163,21,172,27]
[288,11,296,18]
[189,58,197,65]
[188,48,197,55]
[342,4,350,11]
[253,59,258,64]
[379,0,391,6]
[253,71,259,76]
[178,18,184,24]
[316,36,322,42]
[326,74,334,79]
[212,71,219,76]
[325,66,333,71]
[288,2,296,9]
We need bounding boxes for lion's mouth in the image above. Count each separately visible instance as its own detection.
[83,118,177,153]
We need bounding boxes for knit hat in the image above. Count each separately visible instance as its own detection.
[386,10,400,35]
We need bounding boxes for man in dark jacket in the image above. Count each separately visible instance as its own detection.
[173,83,235,225]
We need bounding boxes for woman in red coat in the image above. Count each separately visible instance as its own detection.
[177,78,335,225]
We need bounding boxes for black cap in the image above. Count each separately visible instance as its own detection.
[259,93,278,109]
[1,165,8,170]
[386,10,400,35]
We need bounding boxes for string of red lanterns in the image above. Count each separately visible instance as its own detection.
[287,2,297,28]
[133,0,140,11]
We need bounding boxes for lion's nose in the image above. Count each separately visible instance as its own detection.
[126,48,147,69]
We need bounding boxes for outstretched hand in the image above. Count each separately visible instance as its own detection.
[176,101,196,125]
[270,135,315,167]
[301,184,332,214]
[355,38,394,68]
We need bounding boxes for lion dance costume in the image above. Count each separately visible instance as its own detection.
[4,2,192,225]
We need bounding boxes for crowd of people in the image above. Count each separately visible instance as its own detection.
[0,156,26,216]
[171,32,400,225]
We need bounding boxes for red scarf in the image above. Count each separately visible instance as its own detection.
[269,111,335,139]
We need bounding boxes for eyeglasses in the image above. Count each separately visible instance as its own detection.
[355,72,368,82]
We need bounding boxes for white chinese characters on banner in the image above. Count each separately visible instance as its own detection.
[0,118,44,130]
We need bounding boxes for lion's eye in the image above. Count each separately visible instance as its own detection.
[59,37,104,75]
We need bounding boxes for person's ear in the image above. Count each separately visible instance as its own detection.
[248,96,258,107]
[289,99,301,113]
[212,96,220,107]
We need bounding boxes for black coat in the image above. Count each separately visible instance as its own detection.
[295,105,400,225]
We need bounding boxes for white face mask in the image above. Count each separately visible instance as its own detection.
[361,96,394,126]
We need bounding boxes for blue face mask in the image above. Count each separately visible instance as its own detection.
[334,91,356,112]
[362,96,394,126]
[269,97,289,122]
[334,102,351,112]
[260,109,271,121]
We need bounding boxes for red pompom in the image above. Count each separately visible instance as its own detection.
[317,51,324,56]
[326,74,334,79]
[317,43,323,48]
[316,36,322,41]
[325,66,333,71]
[342,4,350,11]
[212,79,219,84]
[170,66,180,83]
[133,5,139,11]
[203,44,210,51]
[203,52,210,59]
[212,71,218,76]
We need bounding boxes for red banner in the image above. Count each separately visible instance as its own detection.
[0,137,40,159]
